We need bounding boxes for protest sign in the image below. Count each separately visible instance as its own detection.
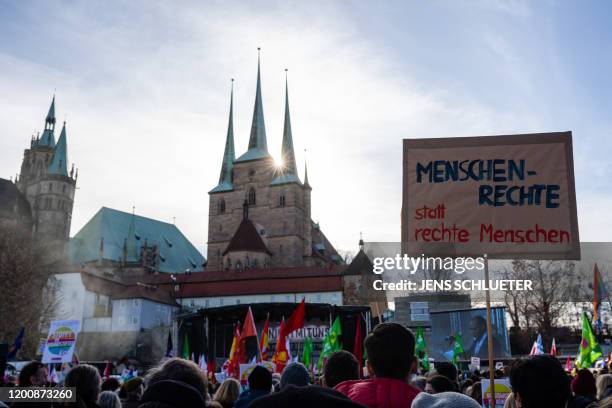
[41,320,80,364]
[481,378,512,408]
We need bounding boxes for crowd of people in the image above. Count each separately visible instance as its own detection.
[4,322,612,408]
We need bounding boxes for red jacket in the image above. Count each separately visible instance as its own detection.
[334,378,421,408]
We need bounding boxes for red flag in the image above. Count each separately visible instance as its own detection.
[550,338,557,356]
[260,315,270,361]
[103,361,112,379]
[282,298,306,337]
[272,318,290,373]
[224,323,241,378]
[353,315,363,377]
[565,357,573,372]
[238,307,261,364]
[207,359,216,384]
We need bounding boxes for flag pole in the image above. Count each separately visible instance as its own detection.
[484,254,496,408]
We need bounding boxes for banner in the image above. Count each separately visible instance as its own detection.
[402,132,580,259]
[481,378,512,408]
[239,361,276,386]
[42,320,80,364]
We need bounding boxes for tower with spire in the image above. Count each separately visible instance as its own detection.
[16,95,77,251]
[207,52,340,271]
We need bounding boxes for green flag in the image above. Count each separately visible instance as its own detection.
[182,332,190,360]
[577,313,602,368]
[317,317,342,370]
[302,337,313,369]
[415,326,430,371]
[452,333,465,365]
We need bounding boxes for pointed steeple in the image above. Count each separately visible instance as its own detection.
[304,160,310,187]
[271,70,301,186]
[210,80,236,193]
[48,121,68,176]
[39,95,56,147]
[236,48,270,162]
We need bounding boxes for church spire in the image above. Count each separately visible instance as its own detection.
[236,48,270,162]
[39,95,56,147]
[304,159,310,188]
[210,80,236,193]
[48,121,68,176]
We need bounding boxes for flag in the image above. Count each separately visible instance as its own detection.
[7,327,25,360]
[530,334,545,355]
[199,354,207,372]
[550,338,557,356]
[576,313,603,368]
[415,326,430,371]
[47,365,59,384]
[207,359,216,384]
[224,323,241,377]
[191,352,195,362]
[238,307,261,364]
[594,263,608,330]
[302,337,313,370]
[103,361,112,379]
[165,332,173,357]
[282,298,306,336]
[452,333,465,365]
[182,332,190,360]
[260,315,270,361]
[272,319,290,372]
[71,353,80,365]
[317,316,342,370]
[565,357,573,372]
[353,316,363,375]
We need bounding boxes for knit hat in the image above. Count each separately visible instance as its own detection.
[571,369,597,397]
[412,391,481,408]
[249,365,273,391]
[281,362,311,388]
[139,379,204,408]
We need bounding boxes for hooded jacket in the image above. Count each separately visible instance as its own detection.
[334,378,420,408]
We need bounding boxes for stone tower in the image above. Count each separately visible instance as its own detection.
[207,53,315,271]
[16,95,77,251]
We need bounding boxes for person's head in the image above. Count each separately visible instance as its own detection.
[509,355,570,408]
[467,382,482,405]
[412,391,482,408]
[101,377,120,392]
[280,362,310,388]
[434,362,458,383]
[213,378,241,405]
[98,391,121,408]
[323,350,359,388]
[411,376,427,391]
[364,323,416,381]
[469,316,487,339]
[597,374,612,400]
[571,368,596,398]
[18,361,47,387]
[146,357,208,398]
[248,365,272,392]
[122,377,144,399]
[65,364,102,404]
[425,375,456,394]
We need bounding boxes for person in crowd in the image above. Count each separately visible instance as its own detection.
[570,369,597,408]
[459,379,473,393]
[212,378,241,408]
[250,384,368,408]
[98,391,121,408]
[334,323,421,408]
[281,362,311,389]
[425,375,456,394]
[509,355,571,408]
[100,378,120,393]
[272,373,282,392]
[323,351,360,389]
[433,362,458,387]
[206,402,223,408]
[17,361,47,387]
[466,382,482,405]
[138,380,206,408]
[234,366,272,408]
[145,358,208,400]
[597,374,612,401]
[121,377,144,408]
[62,364,102,408]
[411,376,427,391]
[465,316,502,359]
[504,392,518,408]
[412,391,482,408]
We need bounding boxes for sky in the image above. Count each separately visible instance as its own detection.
[1,0,611,258]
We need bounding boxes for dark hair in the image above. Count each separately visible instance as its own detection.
[248,366,272,391]
[146,358,208,397]
[468,381,482,404]
[509,355,570,408]
[101,377,121,392]
[434,361,458,383]
[324,350,360,388]
[65,364,102,403]
[428,375,456,393]
[18,361,45,387]
[364,323,415,380]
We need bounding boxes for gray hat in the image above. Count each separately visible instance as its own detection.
[280,362,311,388]
[412,392,481,408]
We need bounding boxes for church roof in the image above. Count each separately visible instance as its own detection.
[47,122,69,176]
[236,50,270,162]
[223,218,272,255]
[311,221,344,264]
[0,178,32,223]
[39,96,56,147]
[69,207,205,273]
[271,73,301,186]
[210,81,235,194]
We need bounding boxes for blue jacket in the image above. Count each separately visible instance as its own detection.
[233,389,270,408]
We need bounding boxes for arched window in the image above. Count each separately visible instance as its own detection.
[218,199,226,213]
[248,188,256,206]
[279,194,286,208]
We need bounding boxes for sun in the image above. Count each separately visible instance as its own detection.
[274,156,285,168]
